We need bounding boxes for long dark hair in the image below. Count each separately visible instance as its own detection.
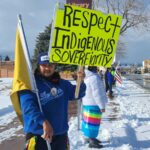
[88,66,97,72]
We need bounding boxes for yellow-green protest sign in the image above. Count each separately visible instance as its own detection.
[49,4,122,67]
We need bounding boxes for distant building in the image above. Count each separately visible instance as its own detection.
[142,60,150,73]
[0,61,14,77]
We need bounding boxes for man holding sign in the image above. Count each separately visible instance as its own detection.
[19,52,86,150]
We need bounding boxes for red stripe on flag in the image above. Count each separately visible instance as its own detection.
[115,70,122,84]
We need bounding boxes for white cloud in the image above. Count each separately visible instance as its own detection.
[28,12,36,17]
[125,29,150,42]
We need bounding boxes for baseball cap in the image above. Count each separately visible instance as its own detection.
[38,52,50,65]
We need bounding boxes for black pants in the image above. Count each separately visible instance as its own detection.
[108,82,113,95]
[105,81,109,93]
[25,132,69,150]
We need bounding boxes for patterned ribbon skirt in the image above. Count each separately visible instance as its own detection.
[81,105,102,138]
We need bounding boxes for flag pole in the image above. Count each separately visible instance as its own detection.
[18,14,51,150]
[48,1,60,57]
[18,14,43,112]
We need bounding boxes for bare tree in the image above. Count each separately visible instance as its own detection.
[116,39,126,60]
[93,0,150,60]
[93,0,150,34]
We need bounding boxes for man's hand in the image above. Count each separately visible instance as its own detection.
[77,70,85,82]
[42,120,53,141]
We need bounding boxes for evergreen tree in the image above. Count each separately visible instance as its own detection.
[33,24,51,62]
[5,55,10,61]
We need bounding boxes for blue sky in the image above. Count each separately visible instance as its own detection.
[0,0,149,63]
[0,0,57,59]
[121,29,150,64]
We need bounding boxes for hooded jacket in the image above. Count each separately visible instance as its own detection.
[82,69,108,109]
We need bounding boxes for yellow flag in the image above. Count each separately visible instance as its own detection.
[10,18,34,124]
[27,137,37,150]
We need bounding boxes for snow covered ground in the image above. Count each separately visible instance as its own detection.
[0,78,23,145]
[0,77,150,150]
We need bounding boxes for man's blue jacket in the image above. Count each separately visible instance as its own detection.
[19,75,86,136]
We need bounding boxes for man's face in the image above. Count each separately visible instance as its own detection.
[39,64,55,77]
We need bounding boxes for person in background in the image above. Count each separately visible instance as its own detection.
[111,67,116,85]
[97,69,104,80]
[19,52,86,150]
[104,68,109,93]
[105,68,114,98]
[81,66,108,148]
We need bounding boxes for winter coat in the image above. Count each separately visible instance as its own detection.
[82,69,108,109]
[107,71,114,84]
[19,74,86,136]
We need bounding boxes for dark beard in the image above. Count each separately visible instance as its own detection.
[34,68,60,84]
[42,72,60,84]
